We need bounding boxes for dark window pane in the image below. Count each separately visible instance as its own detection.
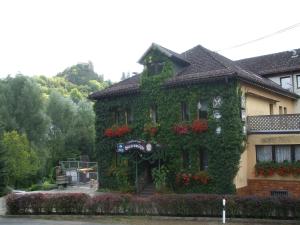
[199,149,208,171]
[198,100,208,119]
[150,105,158,123]
[181,102,189,121]
[125,108,133,124]
[182,151,189,169]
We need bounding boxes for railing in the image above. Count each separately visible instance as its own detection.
[247,114,300,134]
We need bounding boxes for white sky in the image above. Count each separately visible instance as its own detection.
[0,0,300,82]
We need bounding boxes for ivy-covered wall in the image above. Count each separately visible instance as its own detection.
[94,50,244,194]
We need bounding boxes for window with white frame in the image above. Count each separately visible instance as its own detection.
[256,145,272,162]
[275,145,291,162]
[256,145,300,163]
[280,76,293,91]
[295,146,300,161]
[297,75,300,89]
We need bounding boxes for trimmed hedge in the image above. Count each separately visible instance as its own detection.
[6,193,300,219]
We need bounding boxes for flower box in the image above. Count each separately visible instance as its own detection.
[191,119,208,133]
[173,123,190,135]
[104,125,132,138]
[255,161,300,177]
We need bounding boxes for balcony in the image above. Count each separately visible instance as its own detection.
[247,114,300,134]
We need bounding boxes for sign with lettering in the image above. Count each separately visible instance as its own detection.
[116,140,153,153]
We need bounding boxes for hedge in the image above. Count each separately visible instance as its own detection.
[6,193,300,219]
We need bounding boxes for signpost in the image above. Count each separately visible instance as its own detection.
[222,198,226,224]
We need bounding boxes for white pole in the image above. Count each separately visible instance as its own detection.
[222,198,226,224]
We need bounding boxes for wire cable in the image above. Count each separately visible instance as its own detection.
[216,22,300,52]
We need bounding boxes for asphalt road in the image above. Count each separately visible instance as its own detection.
[1,216,299,225]
[0,217,114,225]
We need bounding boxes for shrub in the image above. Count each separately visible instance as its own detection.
[6,193,300,219]
[6,193,89,215]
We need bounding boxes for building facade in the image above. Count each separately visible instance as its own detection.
[90,43,300,196]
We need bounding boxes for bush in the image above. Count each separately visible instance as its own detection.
[6,193,89,215]
[6,193,300,219]
[28,181,57,191]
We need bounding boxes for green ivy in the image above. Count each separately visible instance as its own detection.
[94,50,244,194]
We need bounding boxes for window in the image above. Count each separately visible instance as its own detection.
[295,146,300,161]
[275,145,291,162]
[269,104,274,115]
[284,107,287,114]
[181,102,190,121]
[150,105,158,123]
[147,62,164,76]
[182,151,191,169]
[280,76,293,91]
[279,106,283,115]
[297,75,300,89]
[197,100,208,119]
[112,109,123,125]
[256,145,272,162]
[256,145,300,163]
[199,149,208,171]
[125,108,133,125]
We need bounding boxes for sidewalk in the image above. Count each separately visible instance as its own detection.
[0,197,5,216]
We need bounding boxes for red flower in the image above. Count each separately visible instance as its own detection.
[104,128,114,137]
[192,119,208,133]
[173,124,190,135]
[104,125,131,138]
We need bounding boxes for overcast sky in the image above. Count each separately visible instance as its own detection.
[1,0,300,82]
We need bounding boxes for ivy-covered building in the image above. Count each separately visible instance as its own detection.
[89,43,300,196]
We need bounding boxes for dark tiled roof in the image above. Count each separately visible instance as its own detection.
[88,75,140,99]
[236,49,300,75]
[166,45,298,99]
[138,43,190,66]
[89,44,299,100]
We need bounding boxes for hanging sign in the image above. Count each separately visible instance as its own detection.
[125,140,145,151]
[116,140,153,153]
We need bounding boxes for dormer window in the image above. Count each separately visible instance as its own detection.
[280,76,293,91]
[147,62,164,76]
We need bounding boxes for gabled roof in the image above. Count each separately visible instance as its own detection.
[236,48,300,75]
[89,44,299,100]
[138,43,190,66]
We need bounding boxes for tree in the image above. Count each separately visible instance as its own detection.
[70,88,83,103]
[46,91,79,168]
[0,140,7,195]
[0,75,49,145]
[71,100,96,159]
[1,131,40,188]
[57,62,103,85]
[87,80,108,93]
